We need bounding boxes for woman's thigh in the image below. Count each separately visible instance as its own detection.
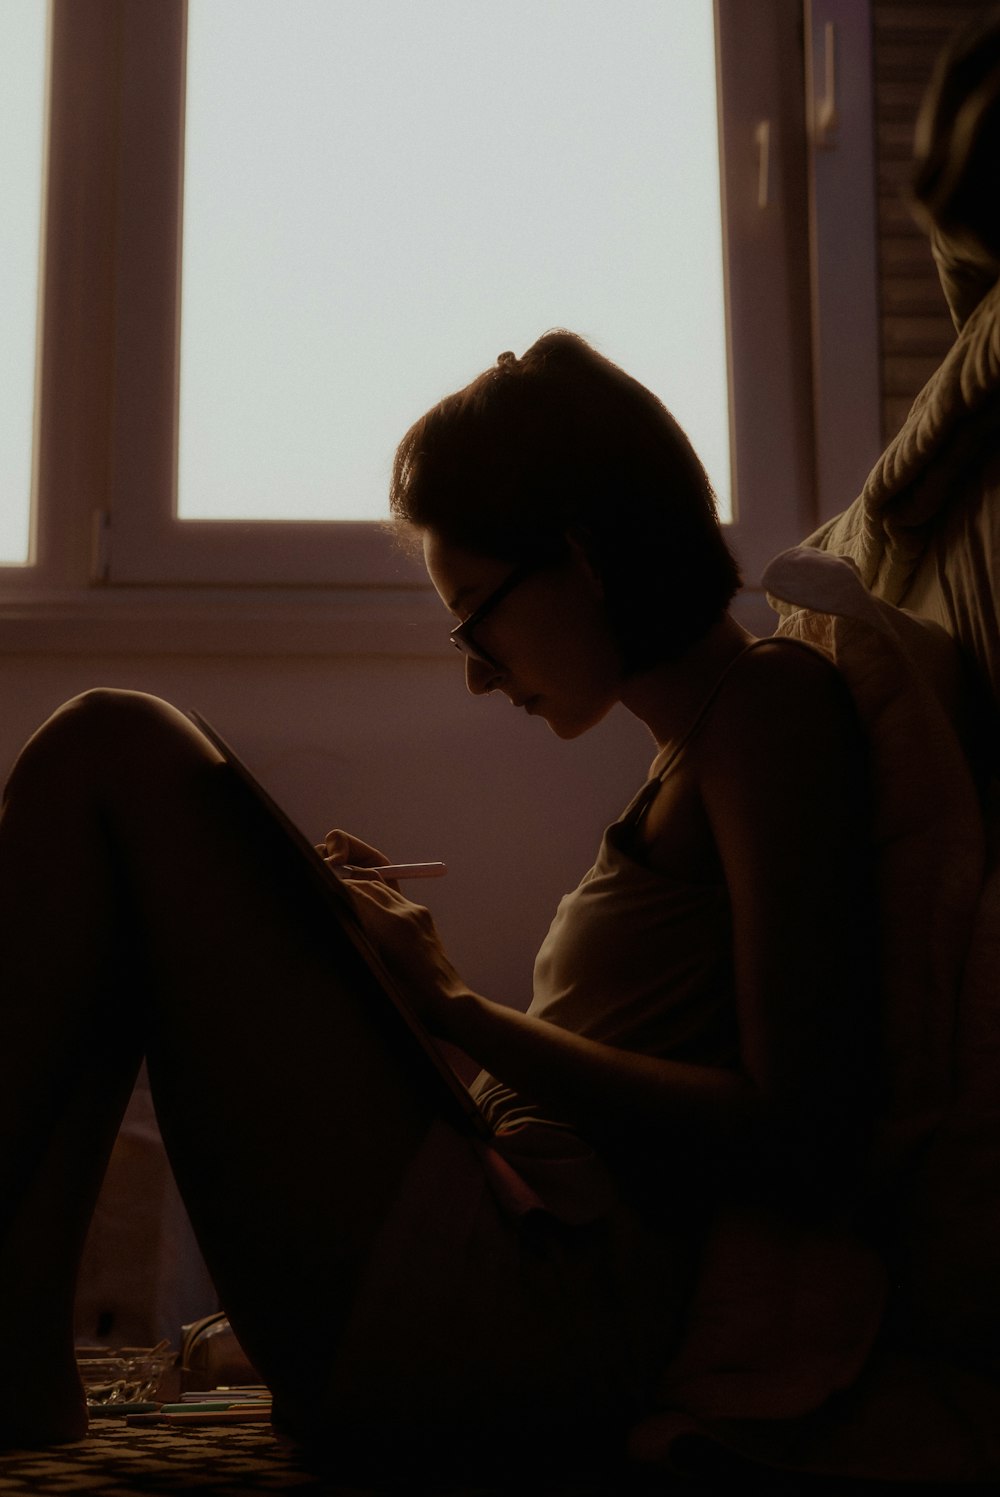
[319,1120,693,1473]
[0,690,461,1412]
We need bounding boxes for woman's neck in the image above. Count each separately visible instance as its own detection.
[619,613,756,753]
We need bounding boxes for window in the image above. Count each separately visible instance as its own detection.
[178,1,729,529]
[1,2,47,567]
[114,0,739,586]
[1,0,881,620]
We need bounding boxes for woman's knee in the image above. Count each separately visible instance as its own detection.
[50,688,191,739]
[5,689,216,802]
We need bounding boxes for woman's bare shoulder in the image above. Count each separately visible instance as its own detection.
[738,635,844,686]
[722,636,851,714]
[699,637,863,778]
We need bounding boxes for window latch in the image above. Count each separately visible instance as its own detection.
[814,20,839,149]
[754,120,772,208]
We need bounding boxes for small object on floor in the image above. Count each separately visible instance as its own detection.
[179,1386,270,1403]
[160,1402,270,1413]
[179,1310,261,1392]
[163,1407,272,1425]
[75,1341,174,1407]
[124,1389,272,1427]
[89,1401,160,1417]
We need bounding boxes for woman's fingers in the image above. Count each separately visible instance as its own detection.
[344,876,417,913]
[343,879,435,951]
[339,879,460,1030]
[319,827,392,870]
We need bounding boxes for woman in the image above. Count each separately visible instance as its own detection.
[0,333,875,1470]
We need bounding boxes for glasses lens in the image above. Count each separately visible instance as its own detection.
[451,632,495,669]
[447,553,548,671]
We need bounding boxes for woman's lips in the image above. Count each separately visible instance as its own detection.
[504,692,542,713]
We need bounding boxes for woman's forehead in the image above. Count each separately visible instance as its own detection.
[421,531,510,612]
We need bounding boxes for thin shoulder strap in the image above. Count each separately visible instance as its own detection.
[621,636,816,831]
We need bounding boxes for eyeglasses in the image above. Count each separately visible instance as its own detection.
[449,556,546,671]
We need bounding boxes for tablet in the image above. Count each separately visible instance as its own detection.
[187,711,490,1137]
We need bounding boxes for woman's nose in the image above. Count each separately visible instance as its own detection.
[465,655,500,696]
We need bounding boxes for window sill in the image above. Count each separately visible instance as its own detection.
[0,584,777,657]
[0,586,449,657]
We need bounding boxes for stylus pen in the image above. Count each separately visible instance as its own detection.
[338,861,447,881]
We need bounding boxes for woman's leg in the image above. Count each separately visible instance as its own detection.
[0,690,447,1442]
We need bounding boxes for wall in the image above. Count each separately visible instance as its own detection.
[0,647,666,1007]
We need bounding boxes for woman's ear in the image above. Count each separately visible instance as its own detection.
[564,529,604,597]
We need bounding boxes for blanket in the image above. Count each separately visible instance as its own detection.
[631,228,1000,1483]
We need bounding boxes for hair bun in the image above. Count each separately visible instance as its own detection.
[496,350,518,370]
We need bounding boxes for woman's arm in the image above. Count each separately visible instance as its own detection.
[694,641,878,1185]
[347,643,875,1187]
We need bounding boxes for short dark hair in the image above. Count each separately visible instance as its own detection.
[389,331,741,670]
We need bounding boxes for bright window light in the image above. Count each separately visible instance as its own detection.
[178,1,729,524]
[1,2,46,566]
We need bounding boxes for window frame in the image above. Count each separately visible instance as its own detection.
[105,0,424,588]
[1,0,881,628]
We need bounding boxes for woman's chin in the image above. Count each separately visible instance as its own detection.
[538,702,614,741]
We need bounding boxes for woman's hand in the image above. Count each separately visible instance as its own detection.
[317,827,398,886]
[341,876,469,1034]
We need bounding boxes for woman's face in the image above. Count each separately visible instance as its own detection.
[422,529,624,739]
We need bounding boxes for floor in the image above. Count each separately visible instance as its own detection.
[0,1423,311,1496]
[0,1422,674,1497]
[0,1423,994,1497]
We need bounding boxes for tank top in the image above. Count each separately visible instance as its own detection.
[473,638,816,1136]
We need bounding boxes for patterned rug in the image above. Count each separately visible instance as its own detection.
[0,1421,652,1497]
[0,1422,330,1496]
[1,1423,990,1496]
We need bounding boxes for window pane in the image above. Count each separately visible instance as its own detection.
[0,1,46,565]
[178,0,729,524]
